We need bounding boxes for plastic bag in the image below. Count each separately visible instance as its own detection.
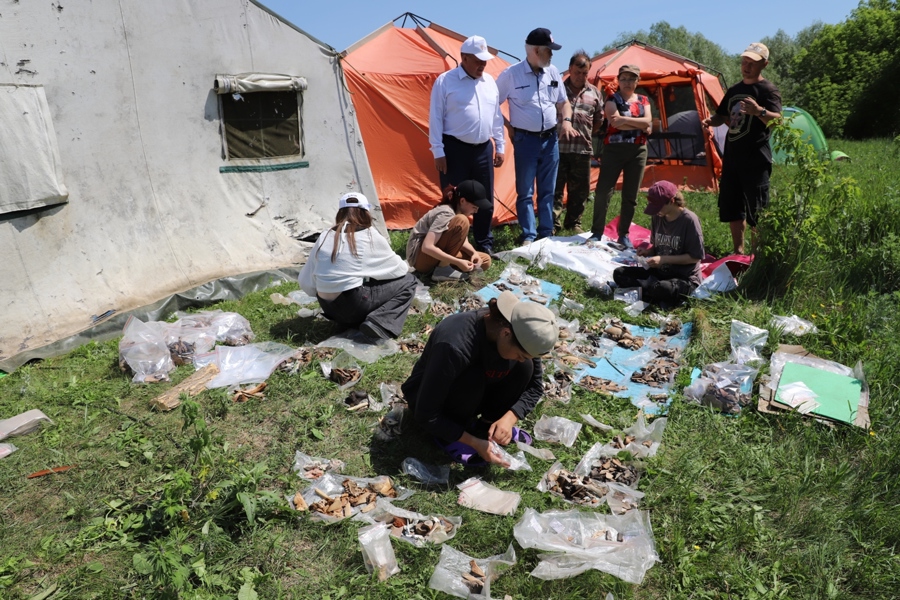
[412,283,433,312]
[173,310,255,346]
[586,274,613,296]
[204,342,295,389]
[489,442,531,472]
[614,287,641,304]
[357,501,462,547]
[534,415,582,447]
[358,523,400,581]
[556,316,579,341]
[271,290,318,306]
[457,477,521,516]
[776,381,820,413]
[624,300,650,317]
[691,261,737,299]
[537,461,609,507]
[770,314,818,336]
[0,409,54,441]
[692,361,759,414]
[561,298,584,314]
[517,441,556,461]
[118,316,175,383]
[316,330,398,364]
[320,351,364,390]
[730,320,768,365]
[163,322,216,366]
[292,473,413,523]
[583,413,666,459]
[400,457,450,486]
[512,508,659,584]
[292,451,345,480]
[429,544,516,599]
[0,443,19,458]
[581,414,613,432]
[605,481,645,514]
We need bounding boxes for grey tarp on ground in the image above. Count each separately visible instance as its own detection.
[0,268,301,373]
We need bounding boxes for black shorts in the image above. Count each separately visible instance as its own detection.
[718,161,772,226]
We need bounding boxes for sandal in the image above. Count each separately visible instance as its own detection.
[511,427,533,446]
[433,437,488,467]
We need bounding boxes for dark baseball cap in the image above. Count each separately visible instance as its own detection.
[456,180,492,211]
[525,28,561,50]
[644,181,679,215]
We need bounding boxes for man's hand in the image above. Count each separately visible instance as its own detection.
[559,121,578,141]
[739,98,762,116]
[470,254,483,269]
[471,437,510,467]
[645,255,662,268]
[488,411,519,446]
[636,246,653,257]
[434,157,447,174]
[493,152,504,168]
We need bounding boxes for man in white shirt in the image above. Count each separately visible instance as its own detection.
[429,35,505,255]
[497,28,576,244]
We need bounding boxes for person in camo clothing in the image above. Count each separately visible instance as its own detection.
[553,50,604,234]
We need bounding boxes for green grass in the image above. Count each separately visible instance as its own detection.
[2,139,900,599]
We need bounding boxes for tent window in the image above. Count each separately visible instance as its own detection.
[662,85,696,119]
[0,84,68,215]
[220,91,302,160]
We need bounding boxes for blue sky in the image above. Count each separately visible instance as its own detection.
[258,0,859,70]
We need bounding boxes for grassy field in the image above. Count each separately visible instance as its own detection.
[1,137,899,599]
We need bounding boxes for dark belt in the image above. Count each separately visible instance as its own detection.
[514,127,556,139]
[444,134,490,148]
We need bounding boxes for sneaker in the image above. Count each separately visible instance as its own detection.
[586,235,602,243]
[617,235,634,250]
[521,239,532,247]
[359,320,391,341]
[432,265,469,282]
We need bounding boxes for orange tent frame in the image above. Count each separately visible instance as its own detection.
[342,18,520,230]
[584,40,727,194]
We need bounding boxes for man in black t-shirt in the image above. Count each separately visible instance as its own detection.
[703,42,782,255]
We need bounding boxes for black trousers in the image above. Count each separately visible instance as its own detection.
[440,135,495,251]
[317,273,417,338]
[613,266,696,305]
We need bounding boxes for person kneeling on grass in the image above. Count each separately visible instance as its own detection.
[401,291,558,467]
[612,180,705,308]
[405,180,493,283]
[298,192,417,340]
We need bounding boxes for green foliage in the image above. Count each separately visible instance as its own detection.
[760,24,824,104]
[604,21,740,86]
[742,121,860,297]
[793,0,900,137]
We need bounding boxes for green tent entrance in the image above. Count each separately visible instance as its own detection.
[773,106,829,164]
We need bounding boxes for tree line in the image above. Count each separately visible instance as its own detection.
[602,0,899,139]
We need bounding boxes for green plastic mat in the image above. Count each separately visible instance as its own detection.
[775,362,863,425]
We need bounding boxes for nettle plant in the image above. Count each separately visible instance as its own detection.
[743,120,860,297]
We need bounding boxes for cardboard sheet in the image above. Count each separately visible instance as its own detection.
[774,362,864,425]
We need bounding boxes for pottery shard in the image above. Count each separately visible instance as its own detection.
[292,492,308,512]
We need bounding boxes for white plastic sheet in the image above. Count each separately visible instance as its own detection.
[202,342,295,389]
[0,409,54,441]
[513,508,658,584]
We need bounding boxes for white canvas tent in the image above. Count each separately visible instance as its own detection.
[0,0,379,367]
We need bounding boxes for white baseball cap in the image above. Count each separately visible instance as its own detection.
[460,36,493,61]
[339,192,371,211]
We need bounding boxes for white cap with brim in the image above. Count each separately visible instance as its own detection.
[339,192,371,211]
[741,42,769,62]
[496,291,558,357]
[461,36,493,62]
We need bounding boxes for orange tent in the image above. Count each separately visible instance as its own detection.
[342,18,520,230]
[585,41,727,192]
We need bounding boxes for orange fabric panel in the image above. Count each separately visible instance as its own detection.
[344,24,520,230]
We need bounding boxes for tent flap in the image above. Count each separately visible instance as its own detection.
[0,84,68,214]
[214,73,308,94]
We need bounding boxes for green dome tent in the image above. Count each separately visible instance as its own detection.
[773,107,829,164]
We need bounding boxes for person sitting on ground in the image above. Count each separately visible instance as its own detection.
[298,192,417,340]
[612,180,705,307]
[405,180,493,282]
[401,291,558,467]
